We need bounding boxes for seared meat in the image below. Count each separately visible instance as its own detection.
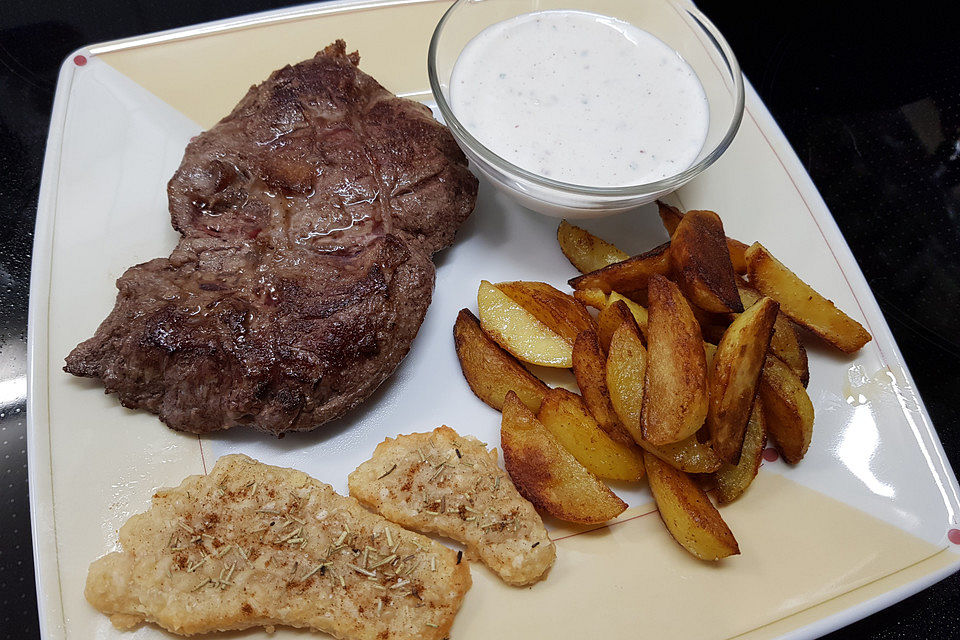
[65,41,477,435]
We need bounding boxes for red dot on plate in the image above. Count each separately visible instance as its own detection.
[762,447,779,462]
[948,529,960,545]
[73,55,87,67]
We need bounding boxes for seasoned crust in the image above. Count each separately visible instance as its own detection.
[349,426,555,586]
[85,454,471,639]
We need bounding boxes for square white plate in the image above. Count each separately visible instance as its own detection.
[29,1,960,638]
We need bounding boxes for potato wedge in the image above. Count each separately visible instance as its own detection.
[656,199,683,235]
[644,451,740,561]
[496,280,596,344]
[707,297,779,464]
[669,209,744,313]
[596,300,637,353]
[608,292,649,337]
[573,330,634,447]
[657,200,749,275]
[745,242,872,353]
[557,220,629,274]
[453,308,549,413]
[573,288,609,310]
[605,319,648,444]
[714,401,766,504]
[758,356,814,463]
[478,280,572,367]
[640,434,722,474]
[501,392,627,523]
[641,275,709,445]
[569,242,671,302]
[736,283,809,385]
[537,388,645,481]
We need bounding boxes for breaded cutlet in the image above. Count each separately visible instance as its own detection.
[85,454,471,638]
[349,426,555,586]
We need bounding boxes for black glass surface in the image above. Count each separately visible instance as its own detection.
[1,1,958,638]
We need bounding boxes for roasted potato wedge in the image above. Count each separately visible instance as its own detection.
[573,330,634,447]
[605,319,648,444]
[707,297,778,464]
[569,242,671,302]
[608,292,649,336]
[758,355,814,463]
[644,451,740,561]
[496,280,596,344]
[745,243,872,353]
[737,283,809,385]
[478,280,572,367]
[641,434,722,474]
[501,392,627,523]
[573,287,609,310]
[537,388,645,481]
[557,220,629,274]
[669,209,744,313]
[657,200,749,275]
[597,300,638,353]
[453,308,549,413]
[714,401,766,504]
[656,200,684,235]
[641,275,709,445]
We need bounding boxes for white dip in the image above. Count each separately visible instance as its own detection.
[450,10,709,188]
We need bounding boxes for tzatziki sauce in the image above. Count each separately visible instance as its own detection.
[450,10,709,188]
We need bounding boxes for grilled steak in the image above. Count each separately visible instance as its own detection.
[64,41,478,435]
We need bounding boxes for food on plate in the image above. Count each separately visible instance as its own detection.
[495,280,596,344]
[501,392,627,524]
[668,209,744,313]
[449,11,708,187]
[758,356,815,463]
[63,41,478,436]
[477,280,572,367]
[745,242,872,353]
[596,299,640,353]
[640,275,709,446]
[537,388,646,481]
[643,451,740,561]
[713,403,767,504]
[706,297,778,463]
[573,330,635,447]
[557,220,628,273]
[85,454,470,638]
[453,309,549,413]
[657,200,749,275]
[450,201,851,560]
[605,318,648,444]
[349,426,555,586]
[568,242,672,302]
[736,282,809,385]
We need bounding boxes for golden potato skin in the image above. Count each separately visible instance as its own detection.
[745,242,871,353]
[669,209,744,314]
[736,283,809,386]
[477,280,572,368]
[644,451,740,561]
[707,296,779,464]
[758,356,815,464]
[573,330,635,447]
[640,275,709,446]
[496,281,596,345]
[657,200,748,276]
[501,393,627,524]
[536,388,645,482]
[557,220,629,274]
[569,242,672,303]
[453,308,549,413]
[714,402,767,504]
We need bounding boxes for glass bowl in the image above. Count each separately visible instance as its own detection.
[428,0,744,218]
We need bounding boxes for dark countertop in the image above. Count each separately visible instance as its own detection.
[1,1,958,638]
